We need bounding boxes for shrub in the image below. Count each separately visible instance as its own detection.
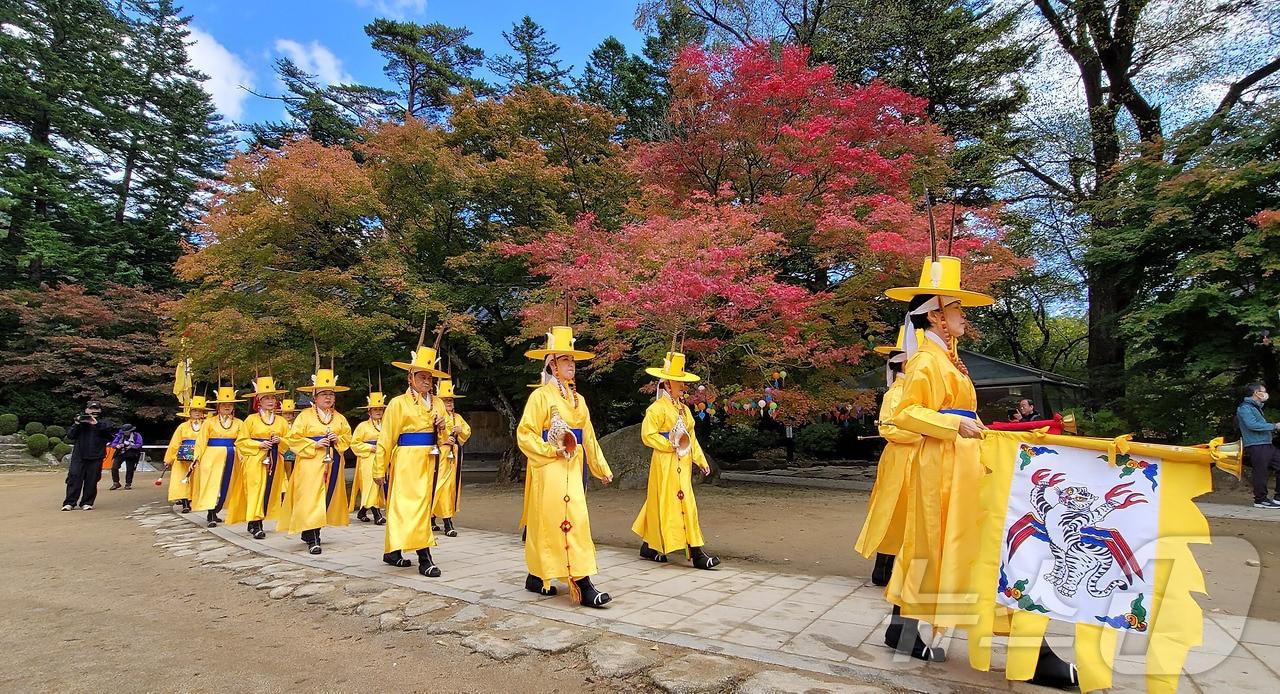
[796,422,841,459]
[24,421,45,435]
[53,443,73,461]
[1071,408,1130,438]
[705,424,780,462]
[47,437,62,448]
[0,413,17,436]
[26,433,50,457]
[44,424,66,439]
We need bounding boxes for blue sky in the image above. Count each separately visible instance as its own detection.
[181,0,647,124]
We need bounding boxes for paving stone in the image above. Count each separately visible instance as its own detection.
[195,540,225,551]
[357,600,402,618]
[268,585,297,600]
[378,611,405,632]
[343,580,389,595]
[171,549,195,557]
[324,595,368,612]
[255,579,295,591]
[585,638,661,678]
[262,569,311,582]
[238,575,269,587]
[292,583,337,599]
[260,562,299,574]
[650,653,747,694]
[518,625,595,653]
[371,587,416,603]
[490,613,550,631]
[224,558,275,571]
[737,671,886,694]
[404,595,452,618]
[460,632,531,661]
[423,605,489,635]
[198,547,238,563]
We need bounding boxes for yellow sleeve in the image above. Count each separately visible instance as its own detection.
[333,415,352,454]
[192,421,210,461]
[879,381,922,445]
[455,414,472,445]
[582,412,612,480]
[163,426,184,464]
[516,391,560,465]
[283,411,318,457]
[234,417,259,458]
[891,354,962,441]
[350,422,374,458]
[374,399,400,479]
[640,401,674,452]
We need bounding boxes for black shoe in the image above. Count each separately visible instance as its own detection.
[181,500,192,514]
[249,522,266,540]
[383,551,411,568]
[872,553,895,587]
[356,507,370,522]
[206,511,219,528]
[109,483,122,490]
[884,608,946,662]
[308,541,322,555]
[431,517,440,531]
[525,573,557,596]
[690,546,721,570]
[573,577,611,608]
[1028,641,1078,689]
[443,518,457,537]
[417,549,441,578]
[640,542,668,563]
[124,484,132,490]
[371,507,386,525]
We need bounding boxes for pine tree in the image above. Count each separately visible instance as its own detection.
[489,16,571,91]
[248,58,397,147]
[575,37,664,140]
[364,19,486,121]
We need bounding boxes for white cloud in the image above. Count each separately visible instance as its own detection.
[274,39,353,86]
[186,27,255,121]
[353,0,427,19]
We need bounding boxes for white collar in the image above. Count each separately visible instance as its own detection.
[925,331,950,351]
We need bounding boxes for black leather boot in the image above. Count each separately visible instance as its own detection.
[883,606,945,662]
[525,573,556,596]
[383,550,411,567]
[303,529,321,555]
[573,577,611,608]
[443,518,457,537]
[640,542,668,563]
[356,507,370,522]
[690,545,721,570]
[250,521,266,540]
[1029,640,1078,689]
[180,499,192,514]
[371,507,386,525]
[206,510,219,528]
[431,516,440,531]
[872,553,895,587]
[417,548,441,577]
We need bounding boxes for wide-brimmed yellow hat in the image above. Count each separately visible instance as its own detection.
[391,346,448,377]
[874,327,907,356]
[279,398,298,413]
[360,391,388,409]
[436,379,464,399]
[296,368,350,393]
[249,375,287,397]
[184,395,210,413]
[884,256,993,307]
[525,325,594,361]
[208,386,244,404]
[645,351,700,383]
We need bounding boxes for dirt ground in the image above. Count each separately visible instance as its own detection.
[460,479,1280,622]
[0,472,641,694]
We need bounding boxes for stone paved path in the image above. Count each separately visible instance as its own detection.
[144,505,1280,693]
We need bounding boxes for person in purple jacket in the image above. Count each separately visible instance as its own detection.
[108,424,144,490]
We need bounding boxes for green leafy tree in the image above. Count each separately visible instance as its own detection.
[248,58,397,147]
[489,16,572,91]
[364,19,486,121]
[576,37,666,140]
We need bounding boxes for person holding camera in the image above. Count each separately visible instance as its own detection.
[61,400,119,511]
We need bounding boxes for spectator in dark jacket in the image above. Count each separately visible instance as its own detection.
[108,424,143,490]
[1238,382,1280,509]
[62,401,118,511]
[1017,399,1042,422]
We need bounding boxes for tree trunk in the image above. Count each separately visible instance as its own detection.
[1085,267,1131,410]
[491,386,525,484]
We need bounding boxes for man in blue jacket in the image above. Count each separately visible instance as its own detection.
[1238,382,1280,509]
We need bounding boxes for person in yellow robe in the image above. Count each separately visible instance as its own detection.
[431,377,471,537]
[854,327,918,584]
[349,390,387,525]
[373,344,449,576]
[517,326,614,607]
[163,395,208,514]
[190,386,244,528]
[631,350,719,569]
[278,398,298,481]
[230,376,290,539]
[281,366,352,554]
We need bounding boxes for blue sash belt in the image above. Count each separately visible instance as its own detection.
[940,408,977,418]
[543,428,588,487]
[365,440,378,446]
[207,438,236,510]
[397,432,437,446]
[308,435,343,506]
[254,438,279,514]
[541,428,584,443]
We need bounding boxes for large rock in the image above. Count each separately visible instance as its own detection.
[585,638,660,678]
[460,632,531,661]
[595,423,718,491]
[737,671,886,694]
[649,653,746,694]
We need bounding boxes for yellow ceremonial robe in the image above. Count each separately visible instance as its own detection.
[348,419,386,512]
[163,420,200,502]
[230,412,290,524]
[516,384,612,585]
[885,338,985,629]
[854,376,922,558]
[374,389,448,554]
[190,416,244,513]
[431,411,472,519]
[279,407,351,534]
[631,396,710,554]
